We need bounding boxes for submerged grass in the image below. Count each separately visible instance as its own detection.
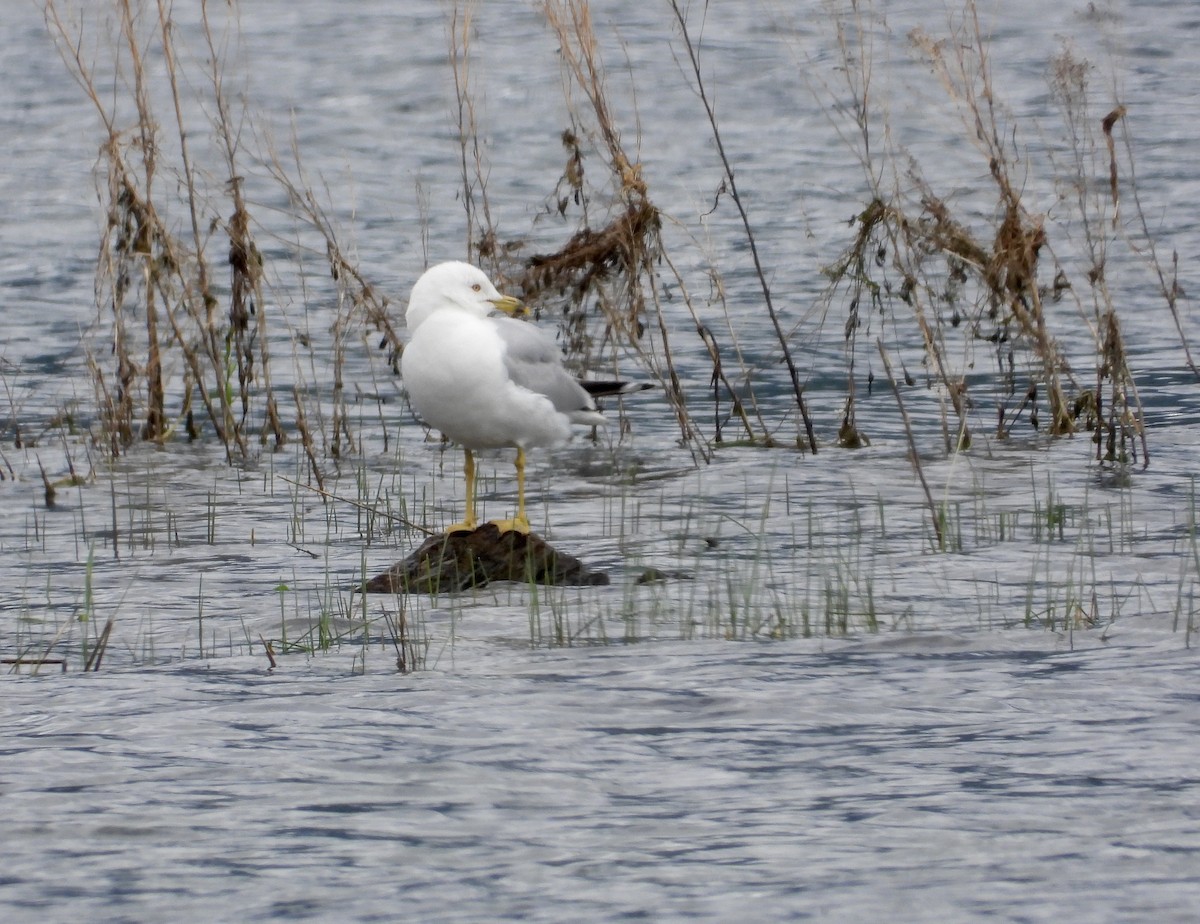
[4,441,1197,669]
[4,0,1198,671]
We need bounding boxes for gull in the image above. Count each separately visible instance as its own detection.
[400,261,648,534]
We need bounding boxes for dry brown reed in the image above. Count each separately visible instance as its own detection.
[877,341,942,547]
[41,0,1185,488]
[382,600,419,674]
[83,615,115,671]
[47,0,258,459]
[446,0,709,454]
[1047,46,1151,464]
[43,0,401,477]
[807,0,1167,476]
[449,2,497,265]
[667,0,817,453]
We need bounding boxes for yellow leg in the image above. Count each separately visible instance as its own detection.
[516,446,529,529]
[445,447,478,534]
[490,446,531,534]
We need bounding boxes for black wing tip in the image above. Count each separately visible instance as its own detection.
[579,380,655,397]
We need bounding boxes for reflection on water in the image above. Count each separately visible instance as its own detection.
[3,0,1200,920]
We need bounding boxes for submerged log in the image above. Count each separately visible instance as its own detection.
[361,523,610,594]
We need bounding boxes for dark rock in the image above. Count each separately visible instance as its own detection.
[635,567,690,584]
[361,524,610,594]
[636,567,669,585]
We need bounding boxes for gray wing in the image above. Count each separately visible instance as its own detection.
[492,316,596,414]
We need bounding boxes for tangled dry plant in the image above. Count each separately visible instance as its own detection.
[44,0,402,480]
[41,0,1181,493]
[813,0,1160,478]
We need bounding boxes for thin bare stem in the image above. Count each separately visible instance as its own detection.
[878,340,943,547]
[668,0,816,453]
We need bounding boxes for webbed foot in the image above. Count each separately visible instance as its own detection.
[487,516,531,535]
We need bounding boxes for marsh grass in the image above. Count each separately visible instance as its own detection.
[35,0,1183,479]
[41,0,400,472]
[433,0,1175,494]
[3,439,1193,671]
[810,4,1157,467]
[9,0,1198,672]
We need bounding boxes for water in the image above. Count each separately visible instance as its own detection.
[3,1,1200,920]
[4,637,1198,922]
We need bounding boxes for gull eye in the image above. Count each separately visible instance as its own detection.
[471,283,482,292]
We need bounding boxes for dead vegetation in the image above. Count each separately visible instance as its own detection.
[35,0,1184,488]
[811,1,1157,483]
[42,0,401,474]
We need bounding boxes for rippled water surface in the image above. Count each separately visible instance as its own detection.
[3,637,1198,922]
[3,0,1200,920]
